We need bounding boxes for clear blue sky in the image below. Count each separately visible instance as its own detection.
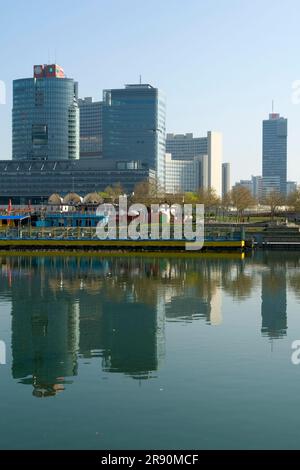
[1,0,300,184]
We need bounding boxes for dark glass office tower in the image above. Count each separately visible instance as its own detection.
[102,84,166,186]
[12,64,79,161]
[262,113,287,195]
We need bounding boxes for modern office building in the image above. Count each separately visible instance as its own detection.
[252,175,263,201]
[164,153,208,193]
[222,163,231,198]
[166,131,222,196]
[166,133,208,160]
[233,179,253,193]
[262,113,287,195]
[287,181,297,195]
[12,64,79,161]
[102,84,166,186]
[207,132,222,197]
[0,158,155,204]
[78,97,103,158]
[233,175,263,200]
[262,176,282,196]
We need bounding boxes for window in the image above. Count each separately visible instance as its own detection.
[32,124,48,145]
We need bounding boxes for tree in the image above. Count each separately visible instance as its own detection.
[262,190,286,220]
[230,186,254,221]
[131,179,165,205]
[197,188,220,218]
[221,192,232,219]
[103,182,124,203]
[287,187,300,213]
[183,192,199,204]
[164,192,185,205]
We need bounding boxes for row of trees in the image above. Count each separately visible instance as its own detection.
[98,181,300,220]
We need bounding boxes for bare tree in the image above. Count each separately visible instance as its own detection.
[230,186,254,221]
[287,187,300,213]
[198,188,220,218]
[103,183,124,203]
[262,190,286,220]
[164,192,185,205]
[221,192,232,219]
[132,179,165,205]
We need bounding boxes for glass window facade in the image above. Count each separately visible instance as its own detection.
[262,113,287,195]
[165,132,222,197]
[78,98,103,158]
[102,84,166,186]
[166,133,208,160]
[164,154,208,193]
[0,159,154,204]
[12,70,79,161]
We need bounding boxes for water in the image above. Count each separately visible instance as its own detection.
[0,251,300,450]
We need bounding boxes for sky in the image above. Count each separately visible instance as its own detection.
[0,0,300,184]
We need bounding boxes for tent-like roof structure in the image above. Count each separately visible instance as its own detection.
[62,193,82,205]
[48,193,63,205]
[83,192,103,204]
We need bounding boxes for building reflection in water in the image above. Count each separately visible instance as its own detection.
[260,253,287,340]
[1,252,298,396]
[163,269,223,325]
[8,258,80,397]
[12,302,79,398]
[79,290,165,380]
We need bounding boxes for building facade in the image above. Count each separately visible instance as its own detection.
[13,64,79,161]
[0,159,154,204]
[164,153,208,193]
[287,181,297,195]
[233,175,263,200]
[78,97,103,158]
[252,175,263,200]
[262,113,287,195]
[166,133,208,160]
[222,163,231,198]
[233,179,253,193]
[102,84,166,186]
[166,131,222,196]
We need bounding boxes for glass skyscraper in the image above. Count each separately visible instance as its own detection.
[78,97,103,158]
[102,84,166,185]
[262,113,287,195]
[12,64,79,161]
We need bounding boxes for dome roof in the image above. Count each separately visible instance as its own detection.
[83,192,103,204]
[62,192,82,204]
[48,193,62,204]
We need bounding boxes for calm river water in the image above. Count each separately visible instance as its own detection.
[0,252,300,449]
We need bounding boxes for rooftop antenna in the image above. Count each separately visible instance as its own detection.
[272,99,274,113]
[139,74,142,85]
